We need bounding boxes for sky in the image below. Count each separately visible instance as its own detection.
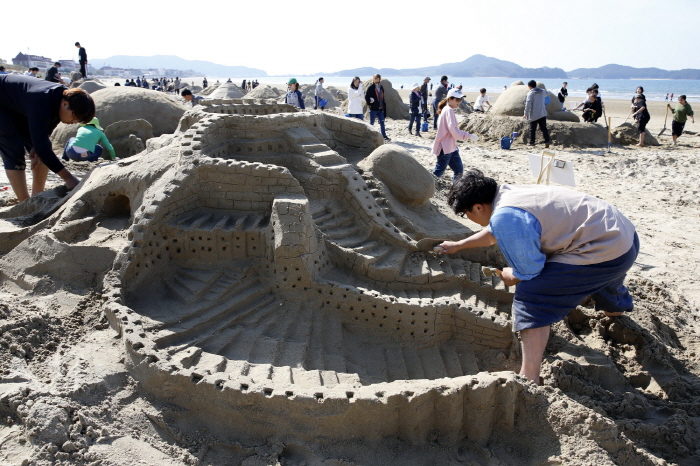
[2,0,698,76]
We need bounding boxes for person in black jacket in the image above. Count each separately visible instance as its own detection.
[75,42,88,78]
[365,74,390,142]
[0,75,95,201]
[45,62,62,83]
[631,94,650,147]
[558,82,568,110]
[420,77,430,117]
[581,94,602,123]
[432,75,449,129]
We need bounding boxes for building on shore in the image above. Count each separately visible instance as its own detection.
[12,52,53,71]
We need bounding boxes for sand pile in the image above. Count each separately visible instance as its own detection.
[206,83,246,99]
[612,122,661,146]
[459,113,610,147]
[492,82,579,122]
[245,84,281,99]
[339,78,409,120]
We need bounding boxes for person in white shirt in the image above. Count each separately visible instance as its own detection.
[473,88,491,112]
[346,76,364,120]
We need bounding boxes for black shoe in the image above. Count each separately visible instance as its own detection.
[407,127,413,133]
[545,143,550,149]
[384,137,391,142]
[415,132,422,137]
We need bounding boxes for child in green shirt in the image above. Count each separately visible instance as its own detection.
[62,117,117,161]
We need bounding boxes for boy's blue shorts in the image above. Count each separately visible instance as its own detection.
[512,233,639,332]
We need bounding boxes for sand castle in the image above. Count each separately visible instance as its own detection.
[0,99,530,445]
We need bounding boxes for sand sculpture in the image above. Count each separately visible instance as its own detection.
[0,98,529,445]
[104,119,154,158]
[491,82,579,123]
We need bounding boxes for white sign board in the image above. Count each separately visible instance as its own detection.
[528,151,576,187]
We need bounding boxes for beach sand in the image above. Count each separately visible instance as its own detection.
[1,77,699,465]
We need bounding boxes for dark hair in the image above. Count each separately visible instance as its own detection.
[75,42,80,46]
[62,88,95,124]
[0,66,4,71]
[180,89,192,96]
[636,86,644,93]
[527,80,537,88]
[318,77,324,81]
[563,82,567,85]
[680,95,687,100]
[55,62,61,67]
[591,83,599,89]
[441,75,448,83]
[480,88,486,93]
[350,76,360,90]
[447,169,498,214]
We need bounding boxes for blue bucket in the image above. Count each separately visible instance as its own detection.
[500,136,513,150]
[421,121,429,132]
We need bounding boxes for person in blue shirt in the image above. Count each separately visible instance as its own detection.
[437,169,638,385]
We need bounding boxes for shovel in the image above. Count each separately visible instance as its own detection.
[659,106,670,136]
[623,108,633,123]
[414,238,446,252]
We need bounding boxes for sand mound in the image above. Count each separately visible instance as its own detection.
[358,144,435,206]
[492,83,579,123]
[78,81,106,94]
[206,83,246,99]
[339,79,409,120]
[459,114,609,147]
[299,84,341,110]
[50,87,186,150]
[611,122,660,146]
[245,84,280,99]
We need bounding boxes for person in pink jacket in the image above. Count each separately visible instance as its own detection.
[431,88,478,180]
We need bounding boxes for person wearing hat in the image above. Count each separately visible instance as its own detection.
[62,117,116,162]
[285,78,305,110]
[432,88,477,180]
[0,75,94,201]
[408,83,423,137]
[420,77,431,118]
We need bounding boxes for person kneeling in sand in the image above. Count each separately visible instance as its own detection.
[581,94,602,123]
[0,75,94,201]
[62,117,117,162]
[437,169,638,385]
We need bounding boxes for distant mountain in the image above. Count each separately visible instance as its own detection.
[323,54,568,79]
[89,55,267,77]
[567,64,700,80]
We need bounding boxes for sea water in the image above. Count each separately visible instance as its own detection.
[227,76,700,102]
